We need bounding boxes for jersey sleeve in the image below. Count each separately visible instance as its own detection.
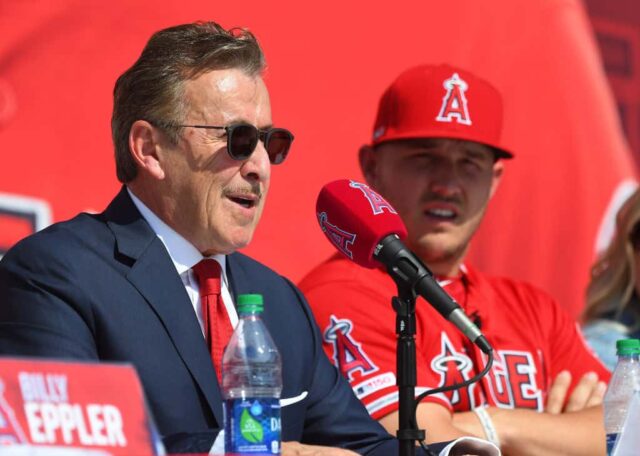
[529,285,612,396]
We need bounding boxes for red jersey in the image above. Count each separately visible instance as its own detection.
[299,254,610,419]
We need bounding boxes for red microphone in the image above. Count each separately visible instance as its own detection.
[316,179,492,354]
[316,179,407,268]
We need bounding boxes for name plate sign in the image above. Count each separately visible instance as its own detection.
[0,357,157,455]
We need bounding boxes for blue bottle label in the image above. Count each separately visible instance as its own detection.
[224,397,281,455]
[606,432,619,455]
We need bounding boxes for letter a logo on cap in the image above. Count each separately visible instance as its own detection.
[435,73,472,126]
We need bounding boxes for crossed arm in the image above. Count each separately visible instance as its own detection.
[378,370,607,456]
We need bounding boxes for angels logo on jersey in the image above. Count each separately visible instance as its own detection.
[435,73,472,126]
[431,333,479,407]
[487,350,543,411]
[431,332,543,411]
[323,315,378,381]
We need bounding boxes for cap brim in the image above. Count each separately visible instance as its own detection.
[372,130,514,159]
[490,146,513,160]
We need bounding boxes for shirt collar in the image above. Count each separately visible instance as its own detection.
[436,263,469,286]
[127,187,227,278]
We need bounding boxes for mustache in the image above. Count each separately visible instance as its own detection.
[222,183,263,200]
[420,193,462,206]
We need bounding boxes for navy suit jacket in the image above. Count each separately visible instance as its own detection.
[0,188,446,454]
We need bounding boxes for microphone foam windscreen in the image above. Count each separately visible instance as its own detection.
[316,179,408,268]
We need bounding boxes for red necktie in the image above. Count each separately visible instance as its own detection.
[192,259,233,383]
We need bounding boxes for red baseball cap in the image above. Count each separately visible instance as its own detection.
[371,64,513,159]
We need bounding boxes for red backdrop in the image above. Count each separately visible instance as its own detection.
[0,0,636,319]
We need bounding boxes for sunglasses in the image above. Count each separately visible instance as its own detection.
[173,122,294,164]
[631,222,640,251]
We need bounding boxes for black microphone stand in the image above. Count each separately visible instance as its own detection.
[391,276,425,456]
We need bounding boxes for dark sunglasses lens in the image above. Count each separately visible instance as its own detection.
[631,223,640,251]
[229,125,258,160]
[266,129,293,164]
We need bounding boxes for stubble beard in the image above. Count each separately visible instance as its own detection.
[410,231,472,276]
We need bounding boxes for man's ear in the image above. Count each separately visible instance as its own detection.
[129,120,165,180]
[358,144,379,186]
[489,160,504,199]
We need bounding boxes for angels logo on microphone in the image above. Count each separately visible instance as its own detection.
[435,73,472,126]
[349,181,397,215]
[317,212,356,259]
[324,316,378,381]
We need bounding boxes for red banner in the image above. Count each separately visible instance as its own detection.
[0,0,636,318]
[0,358,156,455]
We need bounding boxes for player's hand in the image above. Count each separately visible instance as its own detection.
[545,370,572,414]
[564,371,606,412]
[545,370,606,414]
[282,441,359,455]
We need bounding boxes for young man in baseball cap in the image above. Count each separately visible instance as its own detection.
[300,64,610,455]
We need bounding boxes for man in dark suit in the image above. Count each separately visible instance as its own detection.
[0,22,495,456]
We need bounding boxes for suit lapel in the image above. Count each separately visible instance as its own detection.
[226,254,279,336]
[226,254,242,300]
[227,253,255,304]
[104,187,224,427]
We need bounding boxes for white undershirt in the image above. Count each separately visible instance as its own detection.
[127,188,239,333]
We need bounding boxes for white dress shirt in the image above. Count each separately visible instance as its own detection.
[127,188,238,334]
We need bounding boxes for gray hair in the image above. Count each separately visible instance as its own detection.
[111,22,265,182]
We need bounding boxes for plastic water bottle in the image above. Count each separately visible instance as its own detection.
[223,294,282,455]
[603,339,640,455]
